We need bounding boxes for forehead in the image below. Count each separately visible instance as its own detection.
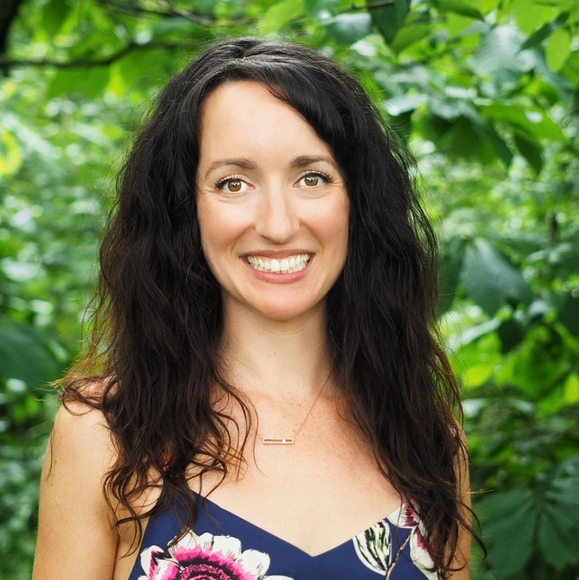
[198,80,334,161]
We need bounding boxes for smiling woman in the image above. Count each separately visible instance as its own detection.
[197,81,349,323]
[33,38,481,580]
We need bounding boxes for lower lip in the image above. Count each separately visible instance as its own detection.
[242,257,313,283]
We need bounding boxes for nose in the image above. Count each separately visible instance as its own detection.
[254,187,300,244]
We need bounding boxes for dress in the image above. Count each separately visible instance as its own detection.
[128,494,440,580]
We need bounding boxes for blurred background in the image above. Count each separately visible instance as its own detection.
[0,0,578,578]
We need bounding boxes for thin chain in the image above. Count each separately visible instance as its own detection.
[261,363,334,445]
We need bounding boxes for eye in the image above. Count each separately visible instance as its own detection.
[216,177,248,194]
[298,171,332,188]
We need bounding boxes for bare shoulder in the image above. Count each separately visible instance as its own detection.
[50,399,116,466]
[33,399,119,580]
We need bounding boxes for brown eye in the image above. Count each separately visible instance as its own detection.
[227,180,242,192]
[304,175,320,187]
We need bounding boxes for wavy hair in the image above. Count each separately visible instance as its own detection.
[63,37,480,576]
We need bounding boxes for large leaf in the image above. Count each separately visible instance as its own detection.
[497,317,526,354]
[481,103,566,142]
[546,27,572,72]
[460,238,534,316]
[472,25,535,93]
[0,320,60,387]
[538,503,578,569]
[304,0,339,19]
[514,134,543,175]
[390,23,430,54]
[46,67,110,99]
[40,0,72,37]
[511,0,558,35]
[369,0,410,44]
[323,13,372,44]
[476,488,537,578]
[258,0,304,34]
[436,0,483,20]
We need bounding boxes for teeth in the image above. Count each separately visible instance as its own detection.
[246,254,311,273]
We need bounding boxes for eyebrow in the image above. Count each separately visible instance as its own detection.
[204,158,256,180]
[290,155,338,169]
[203,155,338,180]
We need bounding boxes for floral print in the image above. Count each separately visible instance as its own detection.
[353,501,440,579]
[138,531,294,580]
[354,520,392,573]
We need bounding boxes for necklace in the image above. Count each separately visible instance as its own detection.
[261,365,334,445]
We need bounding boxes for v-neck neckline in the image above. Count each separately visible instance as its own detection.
[197,493,409,559]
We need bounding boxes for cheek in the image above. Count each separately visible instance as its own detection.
[320,198,349,257]
[197,200,246,264]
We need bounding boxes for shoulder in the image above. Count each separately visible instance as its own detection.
[49,400,116,480]
[33,401,120,579]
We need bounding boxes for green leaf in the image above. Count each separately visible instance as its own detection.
[41,0,72,37]
[460,238,534,316]
[477,489,536,578]
[304,0,339,19]
[0,130,22,178]
[472,25,532,92]
[437,0,483,20]
[546,27,572,72]
[512,0,556,35]
[469,117,514,167]
[369,0,410,44]
[514,134,543,174]
[46,67,110,99]
[497,318,526,354]
[259,0,304,34]
[547,476,579,508]
[390,23,430,53]
[0,321,60,386]
[323,13,372,44]
[521,21,556,50]
[482,103,566,142]
[538,504,577,569]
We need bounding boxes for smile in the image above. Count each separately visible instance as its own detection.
[246,254,311,273]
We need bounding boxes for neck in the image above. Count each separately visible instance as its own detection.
[219,302,334,398]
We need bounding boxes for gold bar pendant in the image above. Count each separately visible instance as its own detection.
[262,437,294,445]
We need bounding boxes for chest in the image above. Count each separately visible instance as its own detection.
[196,402,401,558]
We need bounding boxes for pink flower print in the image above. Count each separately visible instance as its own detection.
[389,502,439,579]
[138,531,294,580]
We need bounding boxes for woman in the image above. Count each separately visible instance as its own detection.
[34,38,477,580]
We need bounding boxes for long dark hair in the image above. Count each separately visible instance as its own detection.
[63,37,479,576]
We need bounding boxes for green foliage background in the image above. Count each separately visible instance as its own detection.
[1,0,578,578]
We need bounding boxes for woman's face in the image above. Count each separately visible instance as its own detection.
[196,80,349,323]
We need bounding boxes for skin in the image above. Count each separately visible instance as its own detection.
[33,80,471,580]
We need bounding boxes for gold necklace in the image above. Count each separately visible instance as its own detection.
[261,366,334,445]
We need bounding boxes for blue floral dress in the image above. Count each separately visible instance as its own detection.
[128,495,440,580]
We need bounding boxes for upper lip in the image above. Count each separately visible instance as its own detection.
[241,250,313,259]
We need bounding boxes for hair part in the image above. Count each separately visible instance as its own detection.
[62,36,482,575]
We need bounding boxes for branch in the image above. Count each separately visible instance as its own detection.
[0,0,399,71]
[98,0,395,25]
[0,41,192,72]
[96,0,256,27]
[355,1,397,8]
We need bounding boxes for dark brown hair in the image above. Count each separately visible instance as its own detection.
[63,37,480,576]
